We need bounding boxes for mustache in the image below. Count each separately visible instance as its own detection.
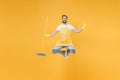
[62,21,67,22]
[62,21,67,23]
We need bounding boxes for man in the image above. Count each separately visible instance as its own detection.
[45,15,86,58]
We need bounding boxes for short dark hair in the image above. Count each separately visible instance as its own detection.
[62,15,68,19]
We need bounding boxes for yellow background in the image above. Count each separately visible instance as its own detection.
[0,0,120,80]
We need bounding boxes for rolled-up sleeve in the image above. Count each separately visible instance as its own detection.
[56,25,61,31]
[69,25,75,30]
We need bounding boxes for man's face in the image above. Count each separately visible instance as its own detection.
[62,16,67,24]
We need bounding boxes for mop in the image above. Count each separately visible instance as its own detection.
[37,16,48,56]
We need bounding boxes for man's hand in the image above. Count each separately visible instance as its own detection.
[44,34,50,37]
[44,31,59,38]
[81,24,86,30]
[73,23,87,33]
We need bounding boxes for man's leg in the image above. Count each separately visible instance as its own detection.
[52,46,62,54]
[52,46,67,57]
[65,46,76,56]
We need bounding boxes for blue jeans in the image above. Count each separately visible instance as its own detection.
[52,46,76,54]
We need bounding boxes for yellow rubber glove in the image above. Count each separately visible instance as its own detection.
[44,34,50,37]
[81,24,86,30]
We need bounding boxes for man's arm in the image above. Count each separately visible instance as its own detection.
[49,30,59,37]
[73,28,83,33]
[45,30,59,37]
[73,24,86,33]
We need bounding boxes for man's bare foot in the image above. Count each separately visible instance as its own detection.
[64,51,68,59]
[67,52,72,56]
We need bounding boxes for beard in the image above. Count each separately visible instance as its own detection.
[62,21,67,24]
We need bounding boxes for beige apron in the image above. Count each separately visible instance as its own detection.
[55,26,73,46]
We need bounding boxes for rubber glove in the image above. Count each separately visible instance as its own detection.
[81,24,86,29]
[44,34,50,37]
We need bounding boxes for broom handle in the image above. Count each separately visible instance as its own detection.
[40,16,48,52]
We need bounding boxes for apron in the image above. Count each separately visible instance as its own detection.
[55,26,73,46]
